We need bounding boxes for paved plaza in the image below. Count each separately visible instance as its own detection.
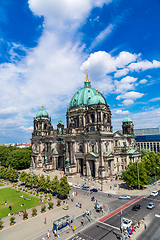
[0,169,159,240]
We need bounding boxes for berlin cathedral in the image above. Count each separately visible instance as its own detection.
[31,71,141,179]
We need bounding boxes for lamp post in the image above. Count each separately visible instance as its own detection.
[137,161,140,190]
[155,167,159,190]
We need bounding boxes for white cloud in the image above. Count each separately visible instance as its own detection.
[91,24,115,49]
[114,76,137,93]
[149,97,160,102]
[28,0,112,29]
[116,91,144,100]
[20,126,34,132]
[122,99,134,105]
[139,79,147,84]
[115,109,129,114]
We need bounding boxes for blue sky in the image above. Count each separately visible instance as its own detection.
[0,0,160,144]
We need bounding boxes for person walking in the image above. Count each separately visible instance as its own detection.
[81,217,84,226]
[73,225,75,232]
[47,230,50,239]
[57,231,60,238]
[44,217,47,224]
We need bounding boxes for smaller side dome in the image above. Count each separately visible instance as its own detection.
[36,106,49,118]
[123,115,132,123]
[88,91,106,106]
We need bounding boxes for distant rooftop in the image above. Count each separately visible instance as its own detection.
[134,127,160,136]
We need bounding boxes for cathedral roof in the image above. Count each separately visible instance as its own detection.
[123,115,133,123]
[68,70,107,110]
[36,106,49,118]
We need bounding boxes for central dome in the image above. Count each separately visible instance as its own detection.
[68,71,107,110]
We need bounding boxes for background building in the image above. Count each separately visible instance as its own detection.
[135,128,160,153]
[31,71,141,179]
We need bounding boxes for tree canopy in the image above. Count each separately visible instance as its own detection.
[122,151,160,187]
[0,146,31,170]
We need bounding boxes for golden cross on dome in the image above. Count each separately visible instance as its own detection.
[85,69,90,83]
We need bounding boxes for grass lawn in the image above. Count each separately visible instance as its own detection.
[0,187,47,218]
[0,183,4,186]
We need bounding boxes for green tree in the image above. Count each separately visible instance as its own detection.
[142,151,160,177]
[58,176,71,196]
[122,161,150,187]
[51,176,59,193]
[33,174,39,187]
[44,176,51,190]
[140,148,150,157]
[19,171,28,183]
[37,174,45,189]
[8,167,18,181]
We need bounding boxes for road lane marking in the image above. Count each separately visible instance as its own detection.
[97,221,120,230]
[99,195,145,222]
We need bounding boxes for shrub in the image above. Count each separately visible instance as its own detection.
[20,187,22,190]
[23,210,28,219]
[23,189,25,191]
[45,194,47,198]
[10,217,15,224]
[41,205,46,212]
[33,192,35,195]
[0,220,4,228]
[57,199,61,206]
[48,202,53,209]
[49,193,52,199]
[30,191,32,194]
[25,189,27,192]
[18,184,20,187]
[32,208,37,216]
[36,193,39,196]
[40,191,43,195]
[28,188,30,190]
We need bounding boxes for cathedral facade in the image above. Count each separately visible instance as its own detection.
[31,71,141,179]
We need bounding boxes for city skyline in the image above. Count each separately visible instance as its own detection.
[0,0,160,143]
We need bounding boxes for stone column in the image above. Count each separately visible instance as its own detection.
[98,140,105,179]
[86,161,90,176]
[95,112,97,123]
[101,111,103,123]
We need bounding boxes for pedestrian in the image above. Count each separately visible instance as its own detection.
[57,231,60,238]
[76,192,77,196]
[138,221,140,228]
[76,202,78,207]
[73,225,75,232]
[81,217,84,226]
[44,217,47,224]
[47,230,50,239]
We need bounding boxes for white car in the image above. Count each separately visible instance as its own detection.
[121,218,132,229]
[73,184,81,189]
[118,195,131,199]
[151,191,158,196]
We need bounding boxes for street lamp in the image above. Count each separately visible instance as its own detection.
[137,161,140,190]
[155,167,159,190]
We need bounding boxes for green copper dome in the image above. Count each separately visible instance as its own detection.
[68,71,107,110]
[123,116,132,123]
[36,106,49,118]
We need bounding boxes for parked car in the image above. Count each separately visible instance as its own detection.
[121,218,132,229]
[147,202,155,209]
[132,204,141,211]
[90,188,98,192]
[73,184,81,189]
[118,195,131,199]
[82,186,89,190]
[150,191,158,197]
